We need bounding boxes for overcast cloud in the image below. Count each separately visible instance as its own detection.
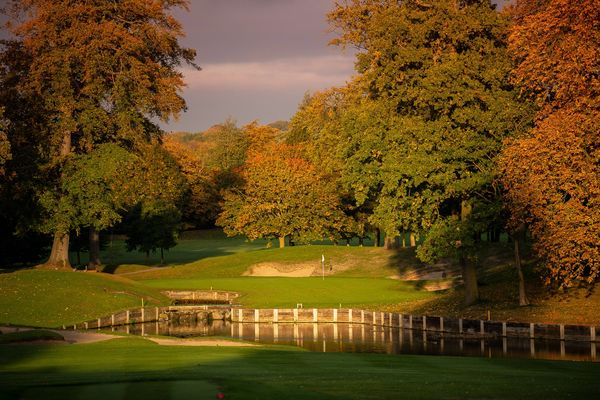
[164,0,510,133]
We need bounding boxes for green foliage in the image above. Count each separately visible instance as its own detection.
[62,144,139,231]
[203,119,249,172]
[123,202,182,258]
[323,0,534,260]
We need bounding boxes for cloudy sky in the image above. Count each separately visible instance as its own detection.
[165,0,509,133]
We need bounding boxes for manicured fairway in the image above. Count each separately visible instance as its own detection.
[1,338,599,399]
[0,270,168,327]
[141,277,433,309]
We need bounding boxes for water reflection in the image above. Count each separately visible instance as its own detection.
[114,320,598,362]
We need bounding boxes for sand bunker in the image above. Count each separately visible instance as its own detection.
[243,262,318,277]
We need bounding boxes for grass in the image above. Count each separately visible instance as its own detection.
[142,277,434,309]
[0,329,64,344]
[0,270,169,328]
[116,244,397,279]
[0,337,599,399]
[78,229,272,270]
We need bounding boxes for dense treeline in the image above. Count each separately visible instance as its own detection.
[0,0,597,304]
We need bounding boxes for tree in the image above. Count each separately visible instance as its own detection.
[120,144,188,263]
[328,0,532,304]
[59,144,139,269]
[500,0,599,288]
[163,135,220,229]
[4,0,196,269]
[0,109,10,176]
[217,142,348,248]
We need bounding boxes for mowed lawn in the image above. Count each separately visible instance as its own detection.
[141,277,433,309]
[0,270,168,328]
[1,338,599,400]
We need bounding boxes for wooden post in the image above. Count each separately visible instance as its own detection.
[529,323,534,339]
[423,315,427,331]
[373,312,377,326]
[380,312,385,326]
[155,307,159,321]
[560,324,565,341]
[238,308,243,323]
[409,315,413,330]
[141,308,145,323]
[399,314,403,329]
[255,323,259,341]
[388,312,392,327]
[254,309,259,323]
[333,308,338,323]
[111,314,115,326]
[126,310,130,324]
[459,318,463,334]
[440,317,444,332]
[361,310,365,324]
[85,322,88,330]
[591,326,596,342]
[97,318,101,328]
[313,308,318,323]
[293,308,298,322]
[502,322,507,337]
[273,309,278,323]
[349,309,353,323]
[481,320,485,336]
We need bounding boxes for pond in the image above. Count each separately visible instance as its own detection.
[115,320,598,362]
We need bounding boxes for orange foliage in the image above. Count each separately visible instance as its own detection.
[501,0,600,287]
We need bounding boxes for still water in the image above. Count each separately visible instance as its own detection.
[116,319,598,362]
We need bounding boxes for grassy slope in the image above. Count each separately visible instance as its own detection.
[0,338,599,400]
[122,244,397,279]
[0,270,169,328]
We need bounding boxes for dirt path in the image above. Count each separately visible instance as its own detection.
[1,326,257,347]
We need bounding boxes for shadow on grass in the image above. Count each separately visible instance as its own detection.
[1,338,600,400]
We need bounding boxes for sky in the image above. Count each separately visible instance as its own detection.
[164,0,357,133]
[166,0,510,133]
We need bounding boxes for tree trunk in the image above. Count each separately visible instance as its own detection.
[374,228,381,247]
[44,232,71,269]
[384,236,395,250]
[460,200,478,305]
[409,233,416,247]
[88,227,101,271]
[43,131,72,269]
[160,248,165,265]
[279,236,286,248]
[514,235,530,306]
[401,231,406,248]
[461,256,479,306]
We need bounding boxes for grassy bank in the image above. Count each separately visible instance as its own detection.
[0,270,168,328]
[1,338,599,399]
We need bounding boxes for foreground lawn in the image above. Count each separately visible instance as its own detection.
[0,270,168,328]
[0,338,598,399]
[142,277,434,309]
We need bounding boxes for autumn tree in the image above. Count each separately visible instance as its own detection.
[217,143,348,248]
[163,135,220,228]
[328,0,532,304]
[4,0,196,269]
[500,0,599,289]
